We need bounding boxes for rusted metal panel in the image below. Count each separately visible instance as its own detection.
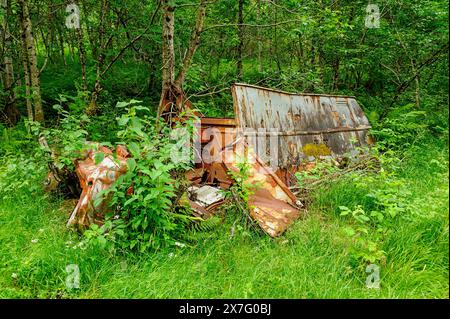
[197,117,237,145]
[221,138,302,237]
[67,145,130,230]
[231,83,372,171]
[189,117,303,236]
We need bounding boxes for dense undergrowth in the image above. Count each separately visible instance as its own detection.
[0,105,448,298]
[1,0,448,300]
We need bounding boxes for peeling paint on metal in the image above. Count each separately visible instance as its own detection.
[231,83,372,171]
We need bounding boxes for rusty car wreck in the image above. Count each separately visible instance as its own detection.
[62,83,372,237]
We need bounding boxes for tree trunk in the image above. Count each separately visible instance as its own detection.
[158,0,176,117]
[257,0,262,73]
[411,59,420,108]
[23,62,33,121]
[158,0,208,119]
[87,0,109,115]
[47,3,56,61]
[87,80,102,114]
[174,0,208,89]
[77,26,88,92]
[396,30,421,109]
[236,0,244,80]
[332,58,340,91]
[273,1,281,73]
[20,31,33,121]
[18,0,44,123]
[1,0,19,126]
[56,23,67,65]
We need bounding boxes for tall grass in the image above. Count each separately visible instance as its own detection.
[0,133,448,298]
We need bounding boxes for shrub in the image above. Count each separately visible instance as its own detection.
[370,105,428,152]
[38,104,91,171]
[94,100,201,252]
[0,152,46,201]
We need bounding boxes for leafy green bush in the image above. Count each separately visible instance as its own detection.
[38,104,91,171]
[0,123,36,157]
[370,105,428,152]
[0,152,46,201]
[92,100,201,252]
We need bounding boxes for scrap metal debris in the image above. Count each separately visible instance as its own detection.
[231,83,372,186]
[66,144,130,230]
[221,138,302,237]
[188,185,225,208]
[54,83,372,237]
[186,185,225,218]
[185,135,303,236]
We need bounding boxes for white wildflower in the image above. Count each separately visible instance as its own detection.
[174,241,186,248]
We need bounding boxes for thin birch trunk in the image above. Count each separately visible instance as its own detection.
[19,0,44,122]
[1,0,19,125]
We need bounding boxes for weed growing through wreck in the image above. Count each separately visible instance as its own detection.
[224,156,262,235]
[86,100,202,252]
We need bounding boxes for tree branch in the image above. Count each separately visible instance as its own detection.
[382,42,449,118]
[202,19,300,32]
[174,0,208,88]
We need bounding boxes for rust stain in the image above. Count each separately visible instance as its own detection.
[221,139,302,237]
[231,83,372,184]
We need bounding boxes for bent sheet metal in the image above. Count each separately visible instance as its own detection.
[231,83,372,185]
[221,138,302,237]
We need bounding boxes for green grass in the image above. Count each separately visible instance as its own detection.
[0,138,448,298]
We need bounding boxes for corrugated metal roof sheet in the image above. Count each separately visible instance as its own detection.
[231,83,372,169]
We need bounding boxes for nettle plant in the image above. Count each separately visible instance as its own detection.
[0,124,47,200]
[39,103,91,171]
[97,100,200,252]
[370,105,428,152]
[339,171,413,266]
[227,159,254,203]
[0,153,46,201]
